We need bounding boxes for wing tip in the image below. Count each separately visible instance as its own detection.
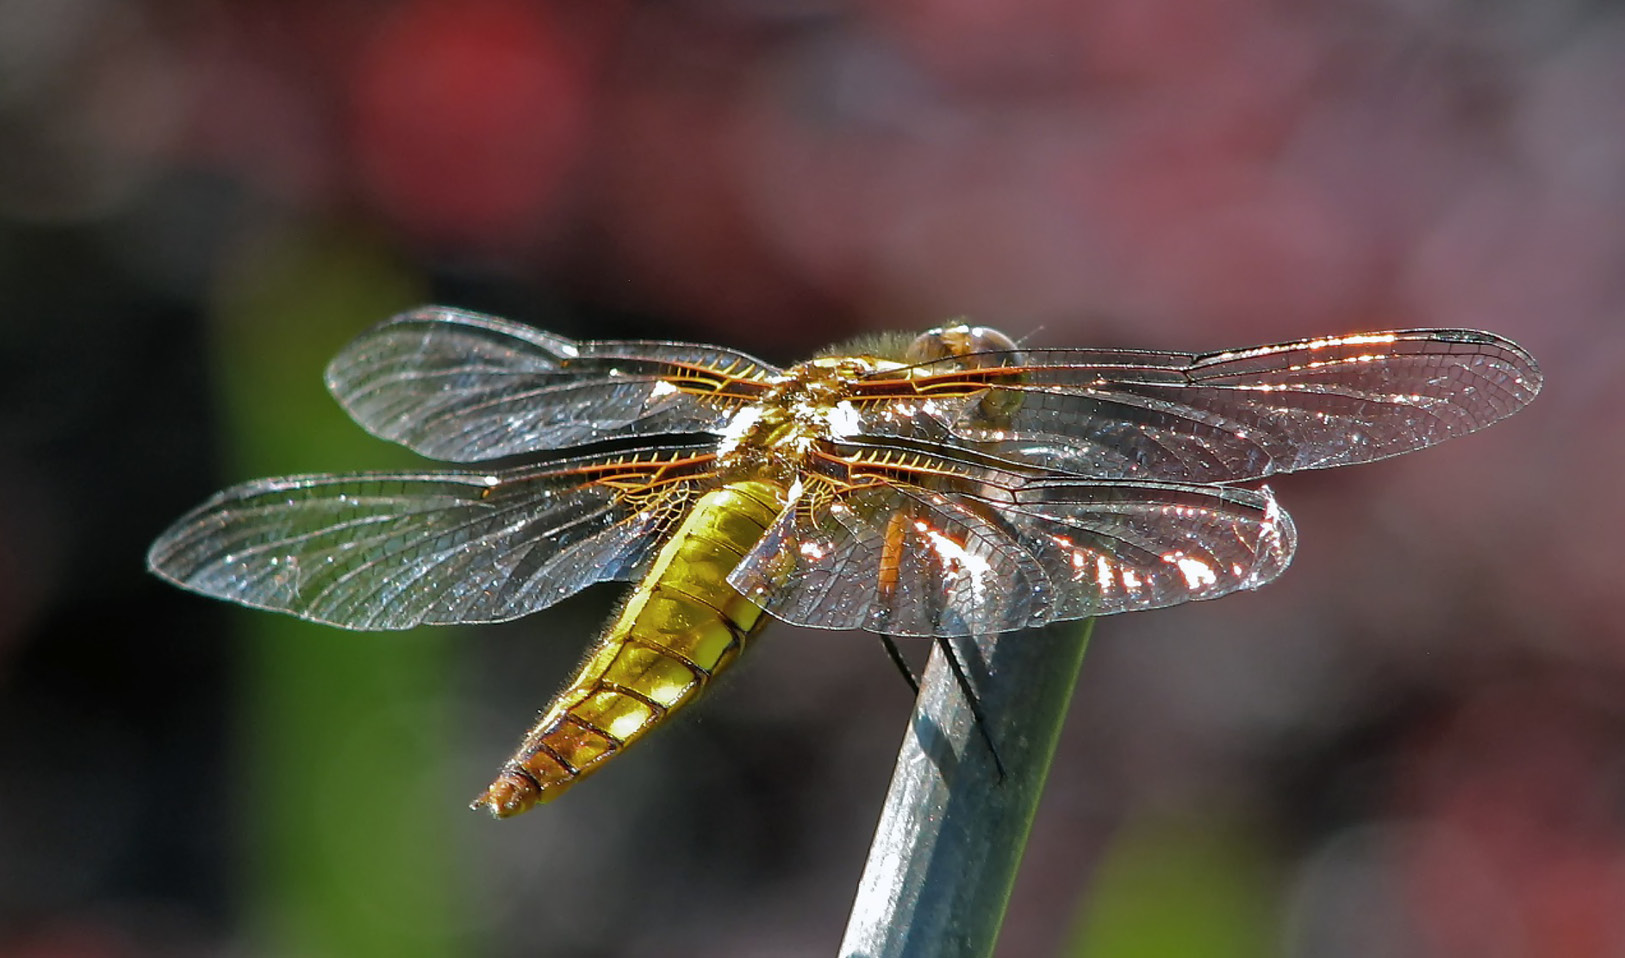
[1426,328,1544,403]
[1245,486,1298,590]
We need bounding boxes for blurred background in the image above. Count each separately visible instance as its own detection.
[0,0,1618,955]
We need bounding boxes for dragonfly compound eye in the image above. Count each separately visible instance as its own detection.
[906,324,1025,370]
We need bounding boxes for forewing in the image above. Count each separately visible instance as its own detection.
[326,306,781,461]
[853,329,1541,482]
[728,453,1296,637]
[147,449,717,629]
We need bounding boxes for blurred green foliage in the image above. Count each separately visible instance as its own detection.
[1065,814,1275,958]
[212,226,463,958]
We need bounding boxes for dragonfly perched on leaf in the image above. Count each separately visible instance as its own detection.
[147,308,1541,817]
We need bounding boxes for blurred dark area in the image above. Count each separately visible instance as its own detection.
[0,1,1621,956]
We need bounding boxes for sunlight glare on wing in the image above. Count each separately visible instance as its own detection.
[1304,353,1381,371]
[1301,332,1399,352]
[1048,534,1092,582]
[1167,553,1219,591]
[912,519,993,596]
[1059,537,1086,572]
[1207,330,1399,366]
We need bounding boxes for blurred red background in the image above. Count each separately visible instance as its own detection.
[0,0,1618,955]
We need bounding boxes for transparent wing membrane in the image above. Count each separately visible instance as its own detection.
[155,316,1537,637]
[326,306,781,462]
[728,450,1296,637]
[853,329,1542,482]
[147,449,718,629]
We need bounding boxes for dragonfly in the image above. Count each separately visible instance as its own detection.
[147,307,1541,817]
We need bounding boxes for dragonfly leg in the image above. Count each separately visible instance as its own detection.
[934,635,1007,782]
[877,633,921,697]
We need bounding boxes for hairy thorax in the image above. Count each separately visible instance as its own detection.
[714,355,908,483]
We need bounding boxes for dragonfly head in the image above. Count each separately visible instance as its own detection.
[906,323,1024,369]
[903,323,1030,421]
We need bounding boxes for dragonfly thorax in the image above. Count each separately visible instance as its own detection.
[714,355,900,481]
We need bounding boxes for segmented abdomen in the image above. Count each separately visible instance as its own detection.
[473,480,786,817]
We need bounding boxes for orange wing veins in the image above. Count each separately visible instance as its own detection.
[652,360,776,401]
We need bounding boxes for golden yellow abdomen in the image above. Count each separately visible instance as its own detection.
[473,480,786,817]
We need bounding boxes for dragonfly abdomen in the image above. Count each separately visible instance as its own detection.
[473,479,787,817]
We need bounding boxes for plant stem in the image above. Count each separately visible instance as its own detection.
[841,619,1094,958]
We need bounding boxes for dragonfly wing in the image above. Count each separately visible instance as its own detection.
[728,453,1296,637]
[985,479,1295,622]
[730,483,1051,637]
[147,449,716,630]
[857,329,1542,482]
[326,306,781,461]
